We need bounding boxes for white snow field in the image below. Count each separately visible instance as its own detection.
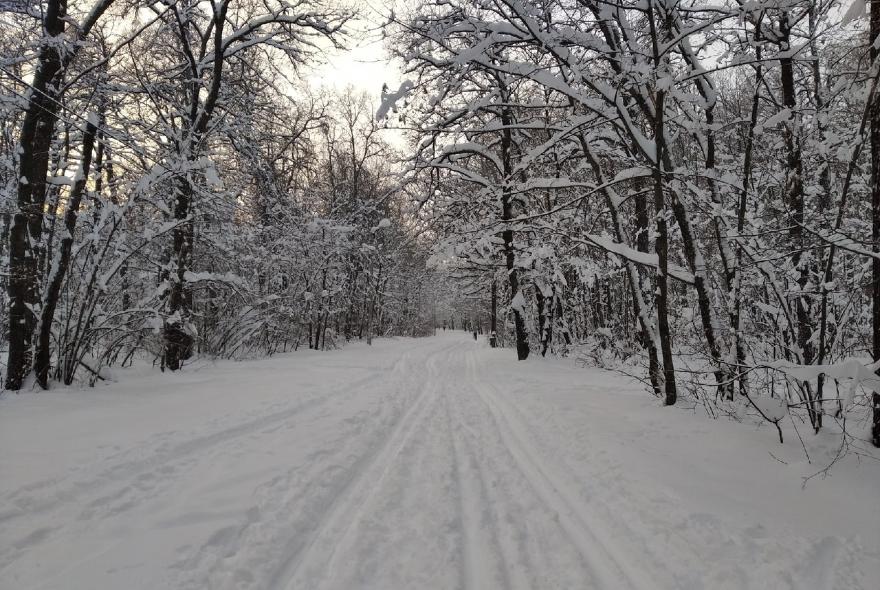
[1,332,878,590]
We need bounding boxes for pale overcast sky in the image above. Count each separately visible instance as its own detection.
[304,1,407,149]
[307,0,402,97]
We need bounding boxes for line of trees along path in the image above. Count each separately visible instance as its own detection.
[2,1,879,447]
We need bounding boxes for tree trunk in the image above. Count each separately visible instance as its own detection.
[780,16,818,430]
[489,278,497,347]
[536,288,548,356]
[808,6,834,408]
[541,285,555,357]
[498,91,529,360]
[634,178,662,396]
[163,2,229,370]
[669,195,726,395]
[34,117,98,388]
[653,125,677,406]
[164,173,196,370]
[872,393,880,448]
[648,8,676,405]
[731,48,763,398]
[871,0,880,447]
[5,0,67,390]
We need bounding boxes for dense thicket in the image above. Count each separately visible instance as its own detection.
[2,0,879,448]
[0,0,436,389]
[383,0,880,444]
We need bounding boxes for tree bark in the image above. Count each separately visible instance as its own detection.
[164,2,229,370]
[871,0,880,447]
[731,45,763,399]
[163,173,196,370]
[34,117,98,388]
[5,0,67,390]
[653,119,676,406]
[780,15,818,430]
[498,86,529,360]
[648,5,677,405]
[634,180,662,396]
[489,278,497,347]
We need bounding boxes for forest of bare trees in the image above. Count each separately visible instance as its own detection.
[2,0,879,448]
[1,0,441,391]
[382,0,880,446]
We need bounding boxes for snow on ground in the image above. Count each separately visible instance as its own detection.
[1,332,878,590]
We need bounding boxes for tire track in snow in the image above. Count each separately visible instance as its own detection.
[266,341,458,590]
[0,346,430,573]
[472,350,876,590]
[168,348,444,590]
[448,347,572,589]
[1,346,420,525]
[464,346,653,590]
[442,351,512,590]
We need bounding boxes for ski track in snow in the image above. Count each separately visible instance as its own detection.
[1,333,878,589]
[463,350,651,590]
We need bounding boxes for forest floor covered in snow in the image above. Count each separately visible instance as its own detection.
[1,332,879,590]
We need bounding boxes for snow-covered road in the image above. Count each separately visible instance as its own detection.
[2,333,878,589]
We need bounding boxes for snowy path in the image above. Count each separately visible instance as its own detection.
[2,333,878,589]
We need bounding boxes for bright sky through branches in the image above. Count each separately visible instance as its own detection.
[306,0,405,146]
[307,0,401,97]
[308,34,398,96]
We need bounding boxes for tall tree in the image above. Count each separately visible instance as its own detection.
[5,0,114,389]
[871,0,880,447]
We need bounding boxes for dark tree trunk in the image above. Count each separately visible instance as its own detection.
[34,118,98,388]
[498,90,529,360]
[489,279,497,347]
[592,277,605,330]
[634,180,662,396]
[872,0,880,447]
[502,215,528,360]
[731,47,763,399]
[647,9,677,405]
[873,393,880,448]
[668,196,726,394]
[101,149,129,310]
[570,28,661,396]
[541,287,555,357]
[6,0,67,390]
[163,3,229,370]
[808,6,834,408]
[41,127,67,285]
[164,174,196,370]
[536,288,547,356]
[653,127,676,406]
[780,16,818,430]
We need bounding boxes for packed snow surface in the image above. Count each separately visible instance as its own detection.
[1,333,878,589]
